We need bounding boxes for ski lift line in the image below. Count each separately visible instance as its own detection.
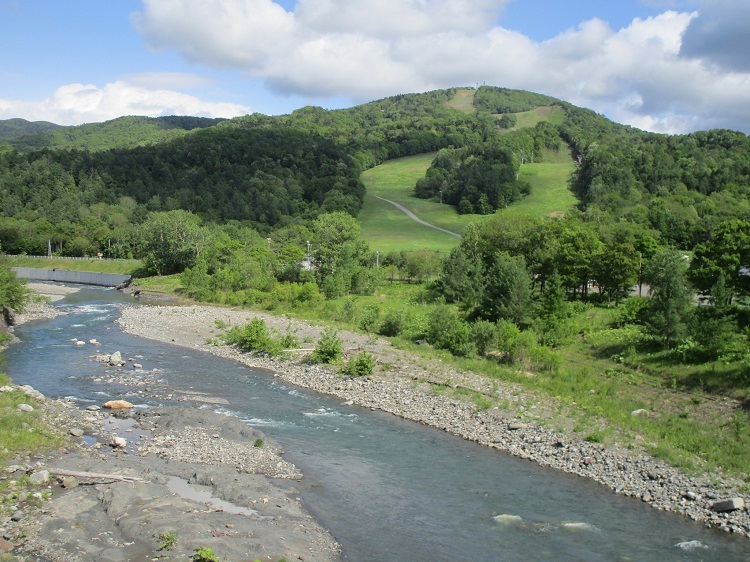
[373,196,462,239]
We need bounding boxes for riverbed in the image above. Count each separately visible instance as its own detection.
[4,285,750,560]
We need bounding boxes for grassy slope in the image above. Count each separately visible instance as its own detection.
[1,256,141,275]
[510,105,566,128]
[359,150,577,253]
[359,154,476,253]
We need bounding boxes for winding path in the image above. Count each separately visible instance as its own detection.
[373,195,462,238]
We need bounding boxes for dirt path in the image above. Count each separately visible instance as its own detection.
[373,195,462,238]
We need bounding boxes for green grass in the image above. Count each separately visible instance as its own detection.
[445,89,476,113]
[0,374,63,463]
[509,106,566,129]
[1,255,140,275]
[359,154,477,253]
[511,160,577,216]
[359,151,577,254]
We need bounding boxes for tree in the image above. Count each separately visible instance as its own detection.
[139,210,209,275]
[480,253,533,325]
[435,246,484,312]
[643,250,693,347]
[311,212,373,298]
[689,219,750,302]
[0,263,29,314]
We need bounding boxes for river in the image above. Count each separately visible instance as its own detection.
[4,286,749,561]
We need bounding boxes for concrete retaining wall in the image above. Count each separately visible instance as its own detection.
[12,268,131,287]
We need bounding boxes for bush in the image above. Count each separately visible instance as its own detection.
[312,328,343,364]
[379,309,404,337]
[470,320,498,356]
[359,304,381,333]
[426,306,476,357]
[224,318,283,356]
[342,351,376,376]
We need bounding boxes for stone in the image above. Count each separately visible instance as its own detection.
[103,400,134,410]
[108,351,122,366]
[0,386,14,393]
[0,538,11,552]
[712,498,745,512]
[29,470,50,485]
[20,385,44,401]
[684,491,697,501]
[75,340,86,346]
[508,423,528,431]
[86,405,101,411]
[110,436,127,448]
[17,404,33,412]
[61,476,79,489]
[133,363,143,369]
[631,409,650,417]
[69,427,84,437]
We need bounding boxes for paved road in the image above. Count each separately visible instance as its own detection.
[373,196,462,238]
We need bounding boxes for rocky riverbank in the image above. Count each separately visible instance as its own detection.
[0,390,340,561]
[118,303,750,538]
[1,288,340,561]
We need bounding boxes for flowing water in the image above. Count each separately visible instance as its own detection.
[4,287,749,561]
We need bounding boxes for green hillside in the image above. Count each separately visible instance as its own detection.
[1,115,225,152]
[0,118,61,139]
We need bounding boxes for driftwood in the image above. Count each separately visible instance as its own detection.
[45,468,145,483]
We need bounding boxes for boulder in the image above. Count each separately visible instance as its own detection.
[103,400,134,410]
[60,476,79,489]
[69,427,84,437]
[712,498,745,512]
[108,351,123,366]
[20,385,45,401]
[110,436,127,448]
[29,470,50,486]
[86,405,101,411]
[17,404,33,412]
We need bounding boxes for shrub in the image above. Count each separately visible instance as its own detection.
[312,328,343,364]
[470,320,498,356]
[192,547,219,562]
[359,304,381,333]
[342,351,376,376]
[426,306,476,357]
[379,309,404,337]
[224,318,282,356]
[158,531,177,551]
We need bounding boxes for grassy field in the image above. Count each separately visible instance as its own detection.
[512,159,577,216]
[510,105,566,128]
[1,255,140,275]
[445,89,476,113]
[359,151,577,253]
[359,154,477,253]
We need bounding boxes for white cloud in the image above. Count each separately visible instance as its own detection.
[130,0,750,133]
[0,81,250,126]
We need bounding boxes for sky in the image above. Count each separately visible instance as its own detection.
[1,0,749,134]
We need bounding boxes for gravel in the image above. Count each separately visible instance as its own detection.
[117,303,750,538]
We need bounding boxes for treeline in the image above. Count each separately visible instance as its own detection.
[429,212,750,362]
[0,125,365,255]
[0,116,224,153]
[415,121,565,213]
[572,128,750,249]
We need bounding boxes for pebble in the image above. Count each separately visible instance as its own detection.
[115,303,750,539]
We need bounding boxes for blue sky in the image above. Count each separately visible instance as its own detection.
[1,0,749,133]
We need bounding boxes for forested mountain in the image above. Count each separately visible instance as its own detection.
[0,115,225,153]
[0,118,61,139]
[0,85,748,263]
